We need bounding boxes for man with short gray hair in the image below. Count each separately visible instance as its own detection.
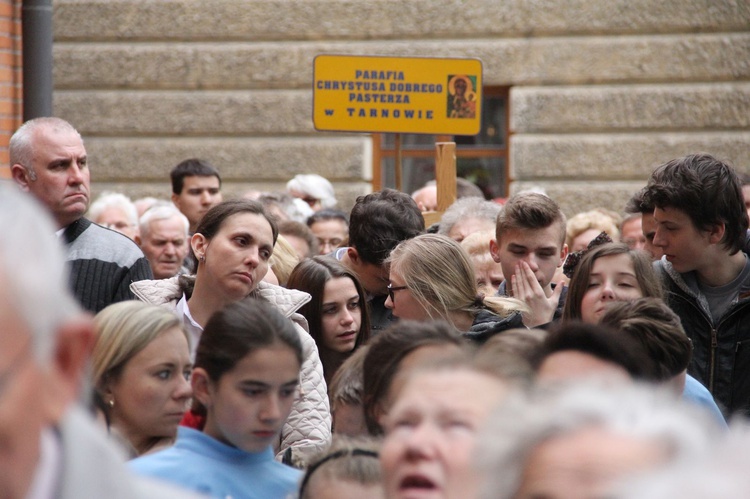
[9,117,152,312]
[136,204,190,279]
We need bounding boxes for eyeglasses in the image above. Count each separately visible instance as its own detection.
[387,283,408,303]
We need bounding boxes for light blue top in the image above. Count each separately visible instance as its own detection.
[683,374,727,427]
[130,427,301,499]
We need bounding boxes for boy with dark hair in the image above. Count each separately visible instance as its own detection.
[533,322,656,382]
[624,188,662,260]
[335,189,424,333]
[643,153,750,415]
[600,298,725,423]
[490,192,568,327]
[170,158,223,233]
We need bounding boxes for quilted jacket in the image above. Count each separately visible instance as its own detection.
[130,277,332,467]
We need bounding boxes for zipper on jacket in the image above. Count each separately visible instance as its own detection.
[709,328,718,392]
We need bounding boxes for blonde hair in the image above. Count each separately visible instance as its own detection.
[92,301,188,389]
[565,209,621,248]
[269,234,300,286]
[388,234,524,325]
[460,229,494,257]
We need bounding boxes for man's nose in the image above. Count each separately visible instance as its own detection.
[652,228,667,248]
[68,164,85,184]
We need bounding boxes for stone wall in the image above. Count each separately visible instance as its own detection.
[53,0,750,215]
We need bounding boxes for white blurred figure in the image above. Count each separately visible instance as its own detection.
[287,174,337,212]
[478,382,721,499]
[88,191,140,240]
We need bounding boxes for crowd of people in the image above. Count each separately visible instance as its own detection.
[3,115,750,498]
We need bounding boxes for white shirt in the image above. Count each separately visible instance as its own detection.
[175,294,203,360]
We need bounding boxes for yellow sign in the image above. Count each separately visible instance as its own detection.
[313,55,482,135]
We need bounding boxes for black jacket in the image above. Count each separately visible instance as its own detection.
[464,308,525,344]
[656,257,750,416]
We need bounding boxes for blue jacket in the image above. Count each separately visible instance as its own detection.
[130,427,301,499]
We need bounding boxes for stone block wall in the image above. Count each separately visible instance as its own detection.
[53,0,750,216]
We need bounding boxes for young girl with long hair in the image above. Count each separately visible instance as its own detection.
[287,256,371,383]
[130,299,303,497]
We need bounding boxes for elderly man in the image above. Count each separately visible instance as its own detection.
[9,117,152,313]
[136,204,190,279]
[0,185,198,498]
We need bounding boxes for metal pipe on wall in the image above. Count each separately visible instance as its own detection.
[22,0,53,120]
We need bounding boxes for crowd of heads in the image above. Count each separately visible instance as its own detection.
[6,115,750,498]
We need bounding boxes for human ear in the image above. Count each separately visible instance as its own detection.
[10,165,31,191]
[489,238,501,263]
[191,367,213,408]
[347,247,361,266]
[707,223,725,245]
[558,243,569,267]
[191,233,208,260]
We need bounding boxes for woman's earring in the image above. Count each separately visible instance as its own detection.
[199,255,206,263]
[108,398,115,408]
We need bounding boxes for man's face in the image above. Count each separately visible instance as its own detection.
[652,206,713,274]
[172,175,222,232]
[742,184,750,220]
[621,216,646,251]
[0,278,50,498]
[93,206,138,241]
[354,260,391,297]
[640,213,663,260]
[13,128,89,229]
[140,216,189,279]
[491,225,567,295]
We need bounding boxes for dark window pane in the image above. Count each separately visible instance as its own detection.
[453,93,506,148]
[457,156,507,200]
[381,133,437,148]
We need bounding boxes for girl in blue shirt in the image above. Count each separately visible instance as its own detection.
[131,298,303,498]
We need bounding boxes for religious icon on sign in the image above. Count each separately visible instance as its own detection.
[447,74,477,119]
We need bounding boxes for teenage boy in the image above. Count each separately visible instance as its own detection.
[335,189,424,333]
[644,153,750,416]
[490,192,568,327]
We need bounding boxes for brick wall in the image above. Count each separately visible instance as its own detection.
[0,0,21,178]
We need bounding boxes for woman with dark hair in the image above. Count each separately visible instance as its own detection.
[287,256,371,383]
[130,198,330,467]
[131,299,303,497]
[562,242,663,323]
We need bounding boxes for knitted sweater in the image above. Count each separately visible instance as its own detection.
[63,218,152,313]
